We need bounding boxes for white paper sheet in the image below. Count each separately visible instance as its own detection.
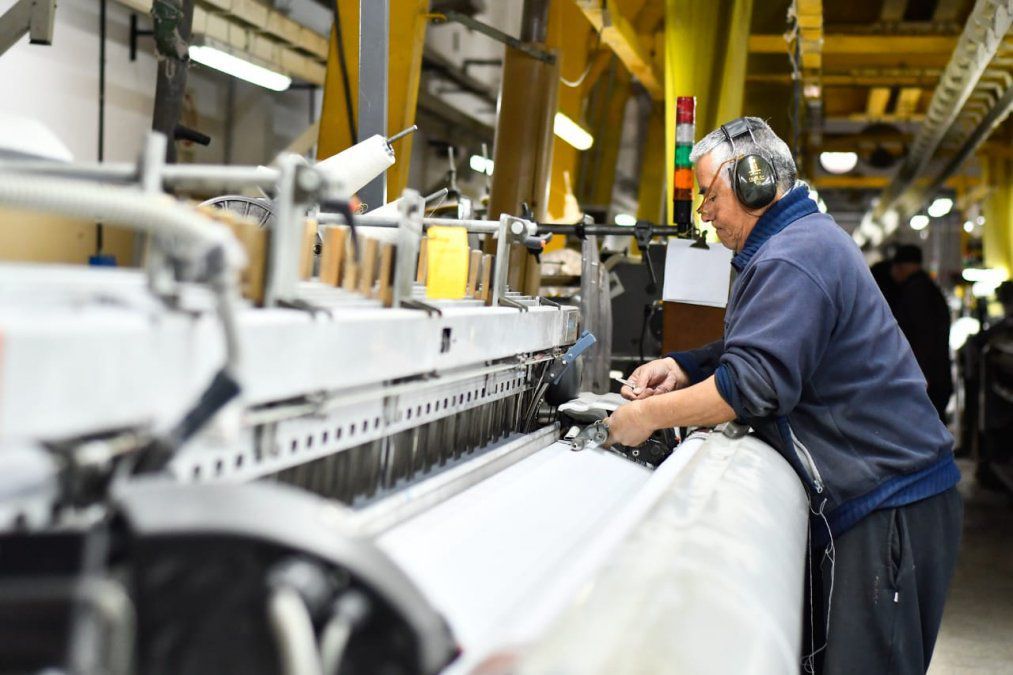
[662,239,733,308]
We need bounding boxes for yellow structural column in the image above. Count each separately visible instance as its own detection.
[983,155,1013,276]
[317,1,429,199]
[546,1,598,252]
[637,103,665,223]
[664,0,753,224]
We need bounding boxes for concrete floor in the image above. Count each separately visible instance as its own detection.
[928,460,1013,674]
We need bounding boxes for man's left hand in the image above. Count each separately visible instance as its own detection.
[606,402,655,447]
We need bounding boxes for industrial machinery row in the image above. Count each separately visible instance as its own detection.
[0,126,809,674]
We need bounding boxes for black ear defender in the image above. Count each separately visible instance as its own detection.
[719,118,779,209]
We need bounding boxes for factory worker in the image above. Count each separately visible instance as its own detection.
[609,117,962,675]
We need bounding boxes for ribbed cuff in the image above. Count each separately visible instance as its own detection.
[714,364,745,417]
[667,352,706,385]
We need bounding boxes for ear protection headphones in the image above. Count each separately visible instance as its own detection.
[719,118,779,210]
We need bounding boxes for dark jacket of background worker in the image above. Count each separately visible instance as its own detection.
[608,117,962,675]
[891,245,953,421]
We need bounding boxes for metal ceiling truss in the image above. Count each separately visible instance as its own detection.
[869,0,1013,237]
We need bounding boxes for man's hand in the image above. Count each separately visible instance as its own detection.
[606,401,655,447]
[621,357,690,400]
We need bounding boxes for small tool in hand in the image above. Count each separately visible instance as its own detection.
[613,375,638,391]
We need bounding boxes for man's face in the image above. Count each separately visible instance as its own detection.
[694,152,755,252]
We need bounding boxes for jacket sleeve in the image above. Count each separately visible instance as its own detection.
[667,339,725,385]
[715,259,836,419]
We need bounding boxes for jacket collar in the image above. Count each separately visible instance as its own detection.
[731,184,819,271]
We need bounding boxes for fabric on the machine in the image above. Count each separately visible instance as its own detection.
[518,433,808,675]
[375,440,651,655]
[667,185,957,543]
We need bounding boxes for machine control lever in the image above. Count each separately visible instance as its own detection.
[547,330,597,385]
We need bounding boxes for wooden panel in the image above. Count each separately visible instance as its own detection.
[0,209,135,266]
[661,302,724,354]
[319,226,348,286]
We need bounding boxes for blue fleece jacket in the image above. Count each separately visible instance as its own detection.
[670,185,959,544]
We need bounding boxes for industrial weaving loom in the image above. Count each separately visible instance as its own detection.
[0,133,808,674]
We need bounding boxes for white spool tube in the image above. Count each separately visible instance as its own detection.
[316,135,395,197]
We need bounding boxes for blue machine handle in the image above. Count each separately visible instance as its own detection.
[549,330,597,385]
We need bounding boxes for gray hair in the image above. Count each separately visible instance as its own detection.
[689,117,797,194]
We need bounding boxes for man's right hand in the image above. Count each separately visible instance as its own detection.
[621,357,690,400]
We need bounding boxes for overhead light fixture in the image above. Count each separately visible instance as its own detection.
[927,197,953,218]
[189,42,292,92]
[469,154,493,175]
[963,220,974,233]
[882,209,899,235]
[961,267,1007,284]
[614,213,636,226]
[909,214,929,231]
[818,151,858,174]
[950,316,981,351]
[553,112,593,151]
[976,215,986,225]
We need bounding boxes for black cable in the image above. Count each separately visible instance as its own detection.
[97,0,107,255]
[333,3,357,142]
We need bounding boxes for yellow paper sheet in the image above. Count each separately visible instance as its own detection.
[426,226,469,299]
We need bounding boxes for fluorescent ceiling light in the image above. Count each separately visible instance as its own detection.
[962,267,1007,283]
[189,44,292,92]
[553,112,593,151]
[950,316,981,351]
[469,154,493,175]
[614,213,636,226]
[818,151,858,174]
[909,214,929,231]
[882,210,899,234]
[927,197,953,218]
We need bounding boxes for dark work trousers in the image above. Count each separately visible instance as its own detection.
[802,487,963,674]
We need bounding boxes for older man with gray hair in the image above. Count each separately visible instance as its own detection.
[608,117,961,674]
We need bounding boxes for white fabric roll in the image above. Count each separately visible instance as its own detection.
[316,135,395,196]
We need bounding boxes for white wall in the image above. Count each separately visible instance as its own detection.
[0,0,319,166]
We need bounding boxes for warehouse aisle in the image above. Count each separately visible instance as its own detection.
[929,461,1013,674]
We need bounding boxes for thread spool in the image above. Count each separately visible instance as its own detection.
[316,135,395,197]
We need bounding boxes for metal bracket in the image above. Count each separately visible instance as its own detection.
[264,155,306,307]
[499,296,528,313]
[400,299,443,317]
[0,0,55,56]
[489,214,512,307]
[538,296,562,309]
[129,13,153,61]
[393,190,425,307]
[438,11,556,64]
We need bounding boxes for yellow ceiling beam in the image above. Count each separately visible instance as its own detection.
[865,86,891,116]
[573,0,663,99]
[748,70,941,86]
[895,87,922,116]
[879,0,908,23]
[811,175,979,189]
[846,113,925,123]
[793,0,823,104]
[750,34,957,54]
